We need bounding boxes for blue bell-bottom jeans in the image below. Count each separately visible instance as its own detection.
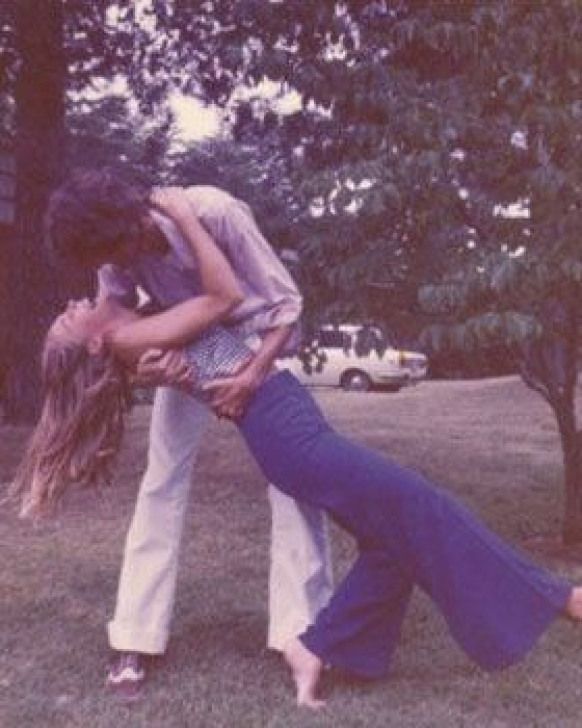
[238,371,571,678]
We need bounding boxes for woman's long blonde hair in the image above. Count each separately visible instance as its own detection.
[11,333,132,518]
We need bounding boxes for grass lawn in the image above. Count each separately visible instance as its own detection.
[2,376,582,727]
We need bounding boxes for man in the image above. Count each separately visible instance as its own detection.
[45,170,333,698]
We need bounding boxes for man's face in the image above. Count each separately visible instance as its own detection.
[101,237,141,269]
[76,212,166,271]
[141,211,170,256]
[75,232,142,272]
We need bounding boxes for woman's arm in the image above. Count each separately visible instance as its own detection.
[109,188,243,357]
[109,297,239,354]
[150,187,242,302]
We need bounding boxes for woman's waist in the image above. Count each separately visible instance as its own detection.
[183,325,253,396]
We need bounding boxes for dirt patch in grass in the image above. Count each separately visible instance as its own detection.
[2,376,582,727]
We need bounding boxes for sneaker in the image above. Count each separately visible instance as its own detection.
[105,652,146,701]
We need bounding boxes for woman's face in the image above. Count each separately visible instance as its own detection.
[49,298,114,345]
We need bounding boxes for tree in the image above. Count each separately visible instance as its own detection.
[0,0,167,421]
[161,2,579,317]
[2,0,66,422]
[67,94,175,180]
[145,1,479,325]
[410,1,582,542]
[178,1,582,542]
[170,116,300,253]
[419,247,582,544]
[2,0,582,543]
[1,0,243,421]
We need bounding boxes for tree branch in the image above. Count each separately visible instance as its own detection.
[519,361,553,406]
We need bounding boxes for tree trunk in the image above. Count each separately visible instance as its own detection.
[555,405,582,544]
[520,295,582,544]
[3,0,66,423]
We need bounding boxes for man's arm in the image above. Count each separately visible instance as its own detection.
[151,188,243,306]
[243,325,294,382]
[112,190,243,358]
[203,324,294,419]
[192,191,303,418]
[189,189,303,338]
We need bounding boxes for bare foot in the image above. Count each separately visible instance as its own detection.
[565,586,582,620]
[283,637,325,709]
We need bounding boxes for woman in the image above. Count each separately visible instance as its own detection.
[14,189,582,709]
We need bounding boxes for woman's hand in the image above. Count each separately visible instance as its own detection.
[132,348,193,388]
[150,187,196,226]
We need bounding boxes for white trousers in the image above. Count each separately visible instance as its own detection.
[107,386,333,654]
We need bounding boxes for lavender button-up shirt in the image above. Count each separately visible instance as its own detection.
[97,186,302,355]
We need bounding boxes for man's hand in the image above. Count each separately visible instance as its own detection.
[203,364,265,420]
[133,348,193,388]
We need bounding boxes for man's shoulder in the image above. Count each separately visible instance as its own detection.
[183,185,240,213]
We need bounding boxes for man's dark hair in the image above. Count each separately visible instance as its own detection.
[45,168,150,267]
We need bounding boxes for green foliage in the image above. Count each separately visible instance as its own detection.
[67,95,175,181]
[169,128,299,255]
[144,0,579,340]
[421,311,542,355]
[3,0,581,369]
[2,0,581,531]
